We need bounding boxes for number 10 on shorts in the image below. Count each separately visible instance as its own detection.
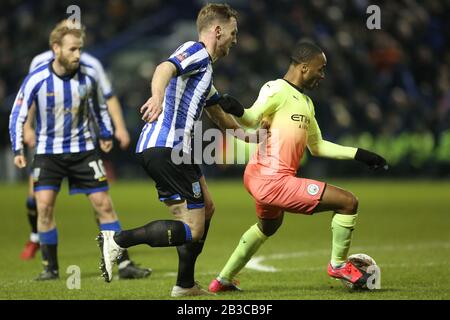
[88,160,106,180]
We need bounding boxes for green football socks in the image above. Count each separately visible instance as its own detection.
[218,224,268,282]
[331,213,358,267]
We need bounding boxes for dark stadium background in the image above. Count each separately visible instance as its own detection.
[1,0,449,180]
[1,0,449,302]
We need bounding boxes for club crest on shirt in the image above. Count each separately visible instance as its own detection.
[176,52,189,62]
[192,181,202,198]
[78,85,87,99]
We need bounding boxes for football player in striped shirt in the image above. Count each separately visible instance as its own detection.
[9,21,147,281]
[20,42,130,261]
[208,41,388,292]
[97,3,253,296]
[17,22,148,281]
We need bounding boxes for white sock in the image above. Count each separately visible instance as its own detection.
[217,277,231,285]
[331,261,345,269]
[118,260,131,270]
[30,233,39,243]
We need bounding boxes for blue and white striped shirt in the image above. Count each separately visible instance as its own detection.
[9,61,113,155]
[136,41,220,155]
[29,50,114,100]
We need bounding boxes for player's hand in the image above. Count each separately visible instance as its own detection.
[14,155,27,169]
[114,127,130,149]
[355,148,388,171]
[140,96,163,123]
[218,94,245,117]
[99,139,113,153]
[23,126,36,148]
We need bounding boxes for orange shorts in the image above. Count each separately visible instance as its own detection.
[243,165,326,219]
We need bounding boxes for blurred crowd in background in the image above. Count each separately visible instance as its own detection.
[1,0,449,180]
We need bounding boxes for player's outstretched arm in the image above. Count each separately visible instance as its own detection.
[204,105,262,143]
[234,81,282,129]
[213,93,263,129]
[307,117,387,170]
[308,138,357,160]
[309,139,388,170]
[209,81,282,130]
[140,61,177,123]
[217,94,245,117]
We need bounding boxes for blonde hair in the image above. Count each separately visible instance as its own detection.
[196,3,238,33]
[49,20,86,48]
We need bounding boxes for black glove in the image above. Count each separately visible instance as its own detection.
[355,148,388,171]
[217,94,244,117]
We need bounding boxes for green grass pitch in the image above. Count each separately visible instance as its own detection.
[0,179,449,300]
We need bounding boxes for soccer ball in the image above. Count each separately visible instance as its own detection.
[341,253,381,290]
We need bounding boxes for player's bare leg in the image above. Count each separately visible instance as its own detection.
[313,184,358,215]
[257,214,284,237]
[313,184,358,266]
[34,189,59,280]
[170,200,205,241]
[89,191,151,281]
[88,191,118,224]
[174,176,215,295]
[312,184,365,285]
[166,198,212,296]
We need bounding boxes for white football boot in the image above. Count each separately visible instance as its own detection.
[96,231,124,282]
[171,281,216,297]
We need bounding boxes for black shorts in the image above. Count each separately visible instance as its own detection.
[26,146,36,176]
[139,147,204,209]
[32,150,109,195]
